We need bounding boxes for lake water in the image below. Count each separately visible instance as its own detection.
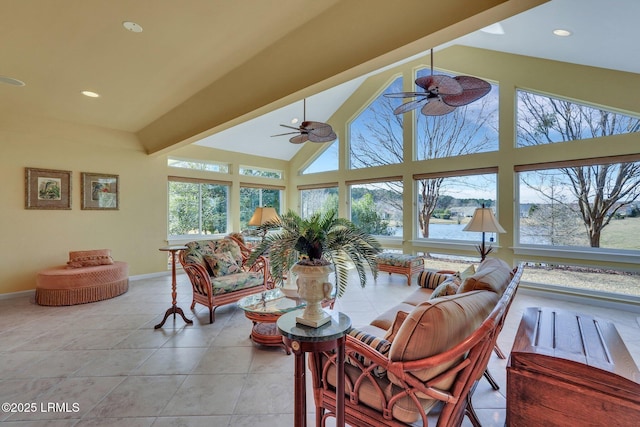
[392,223,542,244]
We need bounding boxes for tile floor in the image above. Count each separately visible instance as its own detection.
[1,270,638,426]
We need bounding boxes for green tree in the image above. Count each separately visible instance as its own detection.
[351,193,391,235]
[350,73,497,238]
[518,92,640,247]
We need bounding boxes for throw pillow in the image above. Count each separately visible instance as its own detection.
[67,249,114,269]
[429,278,460,299]
[204,252,241,277]
[215,239,243,266]
[346,328,391,378]
[454,264,476,282]
[417,270,450,289]
[384,310,409,342]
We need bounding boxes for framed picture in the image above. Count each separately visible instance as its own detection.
[25,167,72,209]
[81,172,119,210]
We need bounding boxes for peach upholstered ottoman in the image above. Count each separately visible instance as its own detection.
[35,249,129,306]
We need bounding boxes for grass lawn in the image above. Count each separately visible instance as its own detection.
[423,216,640,298]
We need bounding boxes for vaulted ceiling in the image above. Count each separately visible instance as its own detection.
[0,0,546,156]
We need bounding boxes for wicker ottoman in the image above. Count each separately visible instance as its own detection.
[36,261,129,306]
[375,253,424,285]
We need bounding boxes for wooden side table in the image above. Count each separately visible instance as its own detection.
[507,307,640,426]
[277,310,351,427]
[155,246,193,329]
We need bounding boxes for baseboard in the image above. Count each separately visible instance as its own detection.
[0,289,35,300]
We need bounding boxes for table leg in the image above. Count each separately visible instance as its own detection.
[294,350,307,427]
[336,335,345,427]
[155,249,193,329]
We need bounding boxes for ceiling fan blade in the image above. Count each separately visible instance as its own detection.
[420,98,456,116]
[416,75,463,96]
[303,121,334,137]
[271,131,299,137]
[279,124,301,131]
[308,132,337,143]
[441,76,492,107]
[383,91,427,98]
[393,98,428,115]
[289,134,309,144]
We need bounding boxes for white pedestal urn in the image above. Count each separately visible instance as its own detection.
[279,267,300,299]
[292,262,334,328]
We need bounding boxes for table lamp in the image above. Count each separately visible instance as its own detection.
[462,204,505,261]
[248,206,280,240]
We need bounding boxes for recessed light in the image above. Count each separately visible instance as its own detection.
[123,21,143,33]
[553,29,572,37]
[81,90,100,98]
[0,76,26,86]
[291,117,299,125]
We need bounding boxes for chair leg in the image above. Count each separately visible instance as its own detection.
[209,307,214,324]
[494,344,506,359]
[465,392,483,427]
[483,368,500,391]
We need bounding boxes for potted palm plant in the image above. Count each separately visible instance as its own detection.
[248,209,381,327]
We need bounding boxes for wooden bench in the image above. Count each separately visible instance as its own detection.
[507,306,640,426]
[375,252,424,285]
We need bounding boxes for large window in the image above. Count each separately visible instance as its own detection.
[415,68,498,160]
[348,179,403,236]
[517,158,640,250]
[414,171,498,241]
[168,157,229,173]
[239,166,283,179]
[239,186,282,229]
[168,179,229,238]
[302,140,339,174]
[516,90,640,147]
[349,76,404,169]
[300,186,338,219]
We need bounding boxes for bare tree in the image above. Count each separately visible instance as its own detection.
[518,92,640,247]
[351,81,498,237]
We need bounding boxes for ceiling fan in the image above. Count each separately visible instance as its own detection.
[271,99,337,144]
[384,49,491,116]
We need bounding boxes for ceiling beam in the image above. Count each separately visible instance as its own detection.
[138,0,548,155]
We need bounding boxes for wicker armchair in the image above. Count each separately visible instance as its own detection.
[178,237,271,323]
[309,262,523,426]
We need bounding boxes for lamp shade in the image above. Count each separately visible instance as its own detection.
[248,207,279,226]
[463,207,506,233]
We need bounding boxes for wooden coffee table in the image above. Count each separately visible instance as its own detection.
[237,288,335,354]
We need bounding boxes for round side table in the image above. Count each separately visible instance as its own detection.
[155,245,193,329]
[277,310,351,427]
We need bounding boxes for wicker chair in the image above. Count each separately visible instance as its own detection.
[309,263,523,426]
[178,237,271,323]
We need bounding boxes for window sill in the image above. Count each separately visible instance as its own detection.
[513,245,640,265]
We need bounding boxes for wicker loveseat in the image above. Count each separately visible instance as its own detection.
[178,237,271,323]
[309,258,523,426]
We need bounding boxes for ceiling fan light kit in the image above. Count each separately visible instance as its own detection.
[271,99,337,144]
[385,49,491,116]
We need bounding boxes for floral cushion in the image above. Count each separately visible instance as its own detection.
[204,252,241,277]
[184,239,244,276]
[346,327,391,378]
[376,253,423,268]
[210,272,264,295]
[216,238,243,265]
